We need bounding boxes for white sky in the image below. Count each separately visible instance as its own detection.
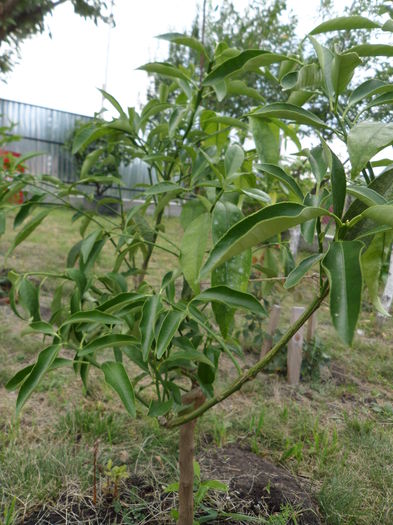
[0,0,328,117]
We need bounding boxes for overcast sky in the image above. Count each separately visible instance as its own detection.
[0,0,330,117]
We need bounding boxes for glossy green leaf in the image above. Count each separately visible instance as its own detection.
[310,16,380,34]
[97,292,145,313]
[101,361,136,417]
[80,148,103,178]
[307,145,328,184]
[78,334,138,356]
[241,188,271,203]
[98,89,127,118]
[164,348,214,367]
[346,186,386,207]
[201,203,328,277]
[180,200,206,230]
[249,102,328,128]
[348,122,393,177]
[193,285,265,316]
[203,50,291,87]
[180,213,210,293]
[203,115,248,131]
[27,320,57,335]
[331,50,362,95]
[140,295,160,361]
[156,310,185,359]
[7,210,49,255]
[348,79,393,107]
[156,32,208,58]
[322,241,364,345]
[18,277,40,321]
[16,344,60,415]
[365,91,393,110]
[284,253,323,289]
[226,80,264,101]
[256,163,303,201]
[80,229,102,264]
[142,182,182,195]
[361,204,393,227]
[224,144,244,178]
[211,202,252,337]
[148,399,173,417]
[250,118,280,165]
[327,148,346,218]
[348,44,393,57]
[361,233,389,316]
[138,62,192,83]
[60,310,122,327]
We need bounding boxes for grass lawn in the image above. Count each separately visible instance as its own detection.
[0,209,392,524]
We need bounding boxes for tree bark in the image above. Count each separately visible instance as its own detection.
[377,244,393,325]
[177,389,205,525]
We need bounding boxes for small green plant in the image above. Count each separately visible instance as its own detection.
[166,461,227,524]
[104,459,129,500]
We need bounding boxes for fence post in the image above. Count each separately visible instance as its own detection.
[287,306,305,385]
[260,304,281,359]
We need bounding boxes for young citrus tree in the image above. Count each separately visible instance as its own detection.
[3,15,393,525]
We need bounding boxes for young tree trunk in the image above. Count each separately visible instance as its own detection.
[178,389,205,525]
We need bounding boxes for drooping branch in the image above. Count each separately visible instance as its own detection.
[167,282,329,428]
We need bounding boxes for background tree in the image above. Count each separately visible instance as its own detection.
[0,0,112,75]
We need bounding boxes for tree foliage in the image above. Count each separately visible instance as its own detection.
[0,0,111,74]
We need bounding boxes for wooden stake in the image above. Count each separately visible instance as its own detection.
[287,306,305,385]
[260,304,281,358]
[306,311,317,342]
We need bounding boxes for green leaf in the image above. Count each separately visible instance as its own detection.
[60,310,122,327]
[241,188,271,204]
[80,229,103,264]
[203,50,291,87]
[16,344,60,415]
[307,145,328,184]
[249,102,328,129]
[164,348,214,367]
[101,361,136,417]
[348,122,393,177]
[211,201,252,337]
[148,399,173,417]
[327,148,346,218]
[80,148,103,178]
[156,310,185,359]
[7,210,49,255]
[98,89,128,119]
[97,292,146,313]
[284,253,323,289]
[193,286,266,316]
[348,44,393,57]
[361,204,393,227]
[203,116,248,131]
[78,334,138,356]
[346,186,386,207]
[226,80,264,102]
[322,241,364,345]
[138,62,192,83]
[140,295,160,361]
[310,16,380,34]
[156,33,208,58]
[180,200,206,230]
[348,79,393,107]
[5,364,34,391]
[180,213,210,293]
[27,321,56,336]
[201,203,328,276]
[250,118,280,165]
[256,163,304,201]
[18,277,40,321]
[361,233,389,316]
[224,144,244,178]
[331,50,362,96]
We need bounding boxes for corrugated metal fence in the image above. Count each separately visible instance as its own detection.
[0,99,153,195]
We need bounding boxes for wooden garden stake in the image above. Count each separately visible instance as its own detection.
[306,311,317,342]
[260,304,281,358]
[287,306,305,385]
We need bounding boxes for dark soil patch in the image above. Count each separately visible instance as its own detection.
[198,445,321,525]
[20,448,321,524]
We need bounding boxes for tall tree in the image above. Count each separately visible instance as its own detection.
[0,0,112,75]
